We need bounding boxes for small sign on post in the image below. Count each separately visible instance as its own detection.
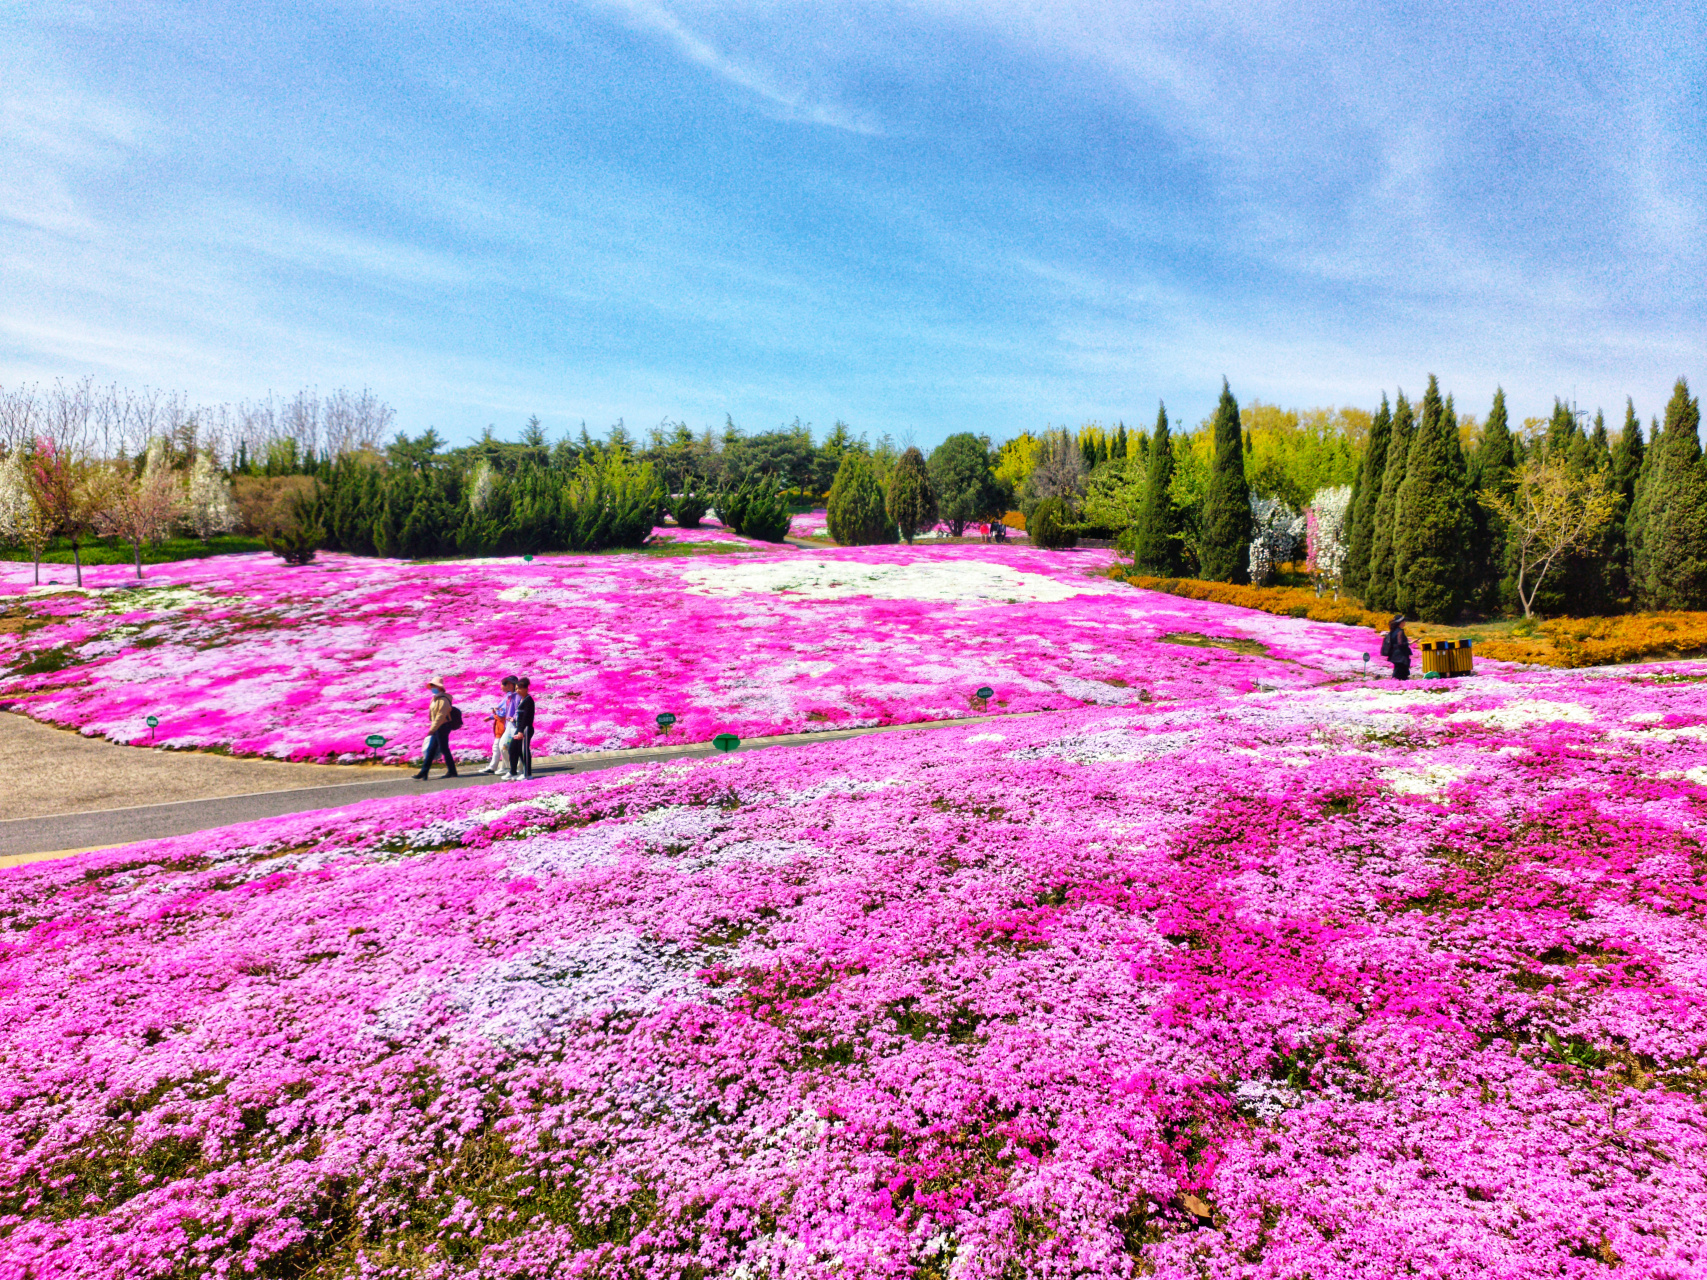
[365,734,386,749]
[975,686,995,701]
[523,555,534,562]
[656,713,677,730]
[712,733,740,753]
[145,714,158,743]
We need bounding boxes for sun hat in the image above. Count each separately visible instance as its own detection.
[427,675,445,689]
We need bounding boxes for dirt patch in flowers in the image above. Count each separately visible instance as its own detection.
[1158,630,1271,657]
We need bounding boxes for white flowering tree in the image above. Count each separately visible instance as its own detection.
[469,460,498,514]
[0,446,54,585]
[185,448,237,539]
[1248,495,1305,585]
[1304,484,1353,597]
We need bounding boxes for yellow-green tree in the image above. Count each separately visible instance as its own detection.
[1481,459,1617,618]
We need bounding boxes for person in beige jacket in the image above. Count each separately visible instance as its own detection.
[413,676,459,780]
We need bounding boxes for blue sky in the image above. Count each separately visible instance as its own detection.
[2,1,1702,448]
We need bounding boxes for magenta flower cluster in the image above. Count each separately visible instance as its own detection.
[2,663,1705,1277]
[0,545,1381,763]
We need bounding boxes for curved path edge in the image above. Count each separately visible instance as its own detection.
[0,713,1039,864]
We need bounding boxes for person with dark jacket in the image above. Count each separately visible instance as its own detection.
[1381,615,1412,680]
[508,676,535,780]
[414,676,458,779]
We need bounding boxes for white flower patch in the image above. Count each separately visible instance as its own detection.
[1234,1078,1302,1120]
[1055,675,1142,706]
[467,792,584,828]
[1379,763,1468,797]
[678,558,1128,604]
[371,932,711,1047]
[1627,710,1666,724]
[1015,728,1197,765]
[1448,699,1597,730]
[783,777,907,805]
[966,732,1006,743]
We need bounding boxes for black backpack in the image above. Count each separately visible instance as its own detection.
[447,704,464,731]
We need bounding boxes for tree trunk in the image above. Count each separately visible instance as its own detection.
[135,539,144,580]
[72,540,82,588]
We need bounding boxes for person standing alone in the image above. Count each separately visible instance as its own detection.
[413,676,458,780]
[1381,615,1412,681]
[508,676,536,780]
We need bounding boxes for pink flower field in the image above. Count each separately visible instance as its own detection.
[0,545,1383,763]
[3,665,1706,1277]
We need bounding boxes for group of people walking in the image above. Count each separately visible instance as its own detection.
[413,674,536,781]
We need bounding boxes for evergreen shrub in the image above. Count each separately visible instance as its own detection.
[1029,496,1077,550]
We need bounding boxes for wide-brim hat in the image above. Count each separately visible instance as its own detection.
[427,675,446,689]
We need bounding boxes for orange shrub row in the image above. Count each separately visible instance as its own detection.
[1112,569,1707,668]
[1476,614,1707,668]
[1111,570,1389,630]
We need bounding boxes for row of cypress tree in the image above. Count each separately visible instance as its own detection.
[304,450,664,559]
[1343,376,1702,620]
[1124,380,1247,580]
[1121,375,1703,622]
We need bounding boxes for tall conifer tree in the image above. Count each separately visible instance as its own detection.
[1199,379,1251,582]
[1608,398,1646,602]
[1127,403,1180,575]
[1394,376,1472,622]
[1469,388,1516,610]
[1344,392,1390,594]
[1633,378,1707,609]
[1365,391,1413,612]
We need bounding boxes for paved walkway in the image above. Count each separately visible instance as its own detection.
[0,714,1020,863]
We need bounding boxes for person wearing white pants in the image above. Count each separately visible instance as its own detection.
[480,676,520,776]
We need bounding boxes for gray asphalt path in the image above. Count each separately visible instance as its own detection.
[0,714,1017,860]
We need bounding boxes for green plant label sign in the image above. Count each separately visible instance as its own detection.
[523,555,534,562]
[974,686,994,700]
[365,734,386,749]
[145,715,159,728]
[656,713,677,728]
[712,733,740,753]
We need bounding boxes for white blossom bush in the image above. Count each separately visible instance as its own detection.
[1305,484,1353,595]
[184,449,237,538]
[1248,495,1305,584]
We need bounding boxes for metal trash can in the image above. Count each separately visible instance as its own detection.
[1420,639,1474,678]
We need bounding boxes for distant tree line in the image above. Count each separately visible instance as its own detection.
[4,373,1702,621]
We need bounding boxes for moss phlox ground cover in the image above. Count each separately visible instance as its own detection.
[0,547,1382,762]
[2,666,1705,1277]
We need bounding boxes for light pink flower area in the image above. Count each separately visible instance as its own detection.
[790,508,829,537]
[645,524,761,546]
[4,668,1706,1277]
[0,547,1381,762]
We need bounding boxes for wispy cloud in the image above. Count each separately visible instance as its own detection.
[588,0,884,134]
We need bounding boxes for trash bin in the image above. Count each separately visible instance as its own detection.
[1420,639,1474,678]
[1451,639,1474,676]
